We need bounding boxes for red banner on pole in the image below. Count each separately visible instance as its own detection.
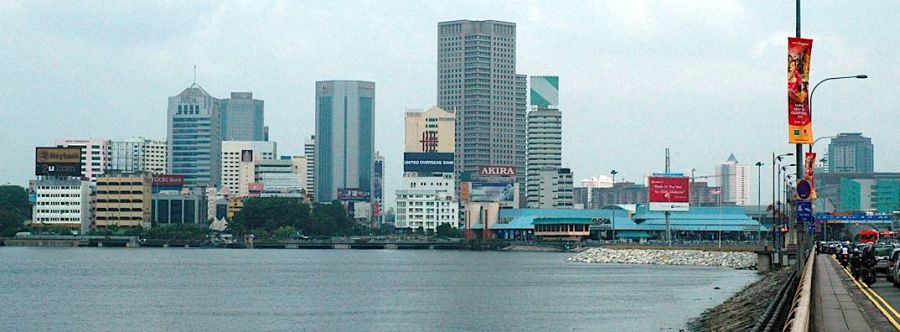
[805,152,817,199]
[788,37,813,144]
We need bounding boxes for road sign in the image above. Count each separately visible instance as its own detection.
[808,223,817,234]
[796,179,812,200]
[797,201,813,223]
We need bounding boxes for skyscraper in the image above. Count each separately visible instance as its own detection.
[304,136,316,197]
[220,92,266,141]
[715,154,751,205]
[828,133,874,173]
[437,20,526,187]
[167,84,221,188]
[314,80,375,202]
[526,76,565,208]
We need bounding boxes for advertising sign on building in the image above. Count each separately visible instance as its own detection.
[35,147,82,176]
[403,152,454,173]
[478,166,517,177]
[530,76,559,106]
[787,37,813,144]
[648,176,690,212]
[470,182,516,202]
[338,188,370,201]
[153,174,185,187]
[241,150,253,162]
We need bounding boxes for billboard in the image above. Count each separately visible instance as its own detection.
[470,182,516,202]
[478,166,517,177]
[530,76,559,106]
[35,147,82,176]
[338,188,370,201]
[153,174,184,187]
[787,37,813,144]
[241,149,253,162]
[648,176,690,212]
[403,152,454,173]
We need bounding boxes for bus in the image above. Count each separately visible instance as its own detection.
[858,229,879,244]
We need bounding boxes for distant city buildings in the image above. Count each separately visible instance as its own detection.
[220,92,267,141]
[716,154,750,205]
[107,138,167,175]
[828,133,874,174]
[314,80,375,203]
[55,138,109,182]
[814,172,900,213]
[32,177,92,234]
[438,20,526,192]
[220,141,276,197]
[255,158,304,198]
[167,84,222,189]
[95,173,152,229]
[373,152,384,226]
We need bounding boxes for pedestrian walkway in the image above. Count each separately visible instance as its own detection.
[812,254,875,331]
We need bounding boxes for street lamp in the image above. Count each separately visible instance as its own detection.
[809,75,868,130]
[755,161,764,243]
[771,153,793,254]
[610,169,618,241]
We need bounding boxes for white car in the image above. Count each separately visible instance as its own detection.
[888,248,900,286]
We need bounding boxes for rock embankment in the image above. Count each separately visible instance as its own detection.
[687,268,794,332]
[568,247,757,269]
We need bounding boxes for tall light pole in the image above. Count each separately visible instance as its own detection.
[772,153,793,255]
[755,161,764,243]
[779,163,796,250]
[610,169,618,241]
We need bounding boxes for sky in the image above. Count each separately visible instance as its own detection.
[1,1,898,208]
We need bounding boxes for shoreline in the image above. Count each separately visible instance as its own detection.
[568,247,758,269]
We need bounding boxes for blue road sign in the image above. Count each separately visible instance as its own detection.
[796,180,812,200]
[808,223,817,234]
[797,201,813,224]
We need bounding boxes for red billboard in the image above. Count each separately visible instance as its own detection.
[152,174,184,187]
[787,37,813,144]
[648,176,690,203]
[478,166,516,177]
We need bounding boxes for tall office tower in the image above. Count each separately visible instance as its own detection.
[715,154,751,205]
[437,20,525,185]
[220,92,266,141]
[525,76,563,208]
[220,141,277,196]
[314,80,375,202]
[108,138,168,174]
[55,138,110,182]
[304,136,316,197]
[167,84,221,189]
[404,106,455,153]
[373,151,384,226]
[828,133,874,174]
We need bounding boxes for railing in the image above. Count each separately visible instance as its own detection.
[783,249,816,332]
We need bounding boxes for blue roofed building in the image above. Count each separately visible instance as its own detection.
[466,205,766,242]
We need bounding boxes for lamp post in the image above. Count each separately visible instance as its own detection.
[772,153,793,257]
[755,161,764,243]
[610,169,618,242]
[780,164,796,251]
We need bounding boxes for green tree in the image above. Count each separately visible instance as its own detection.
[435,223,461,239]
[0,185,28,237]
[274,225,298,239]
[230,198,311,236]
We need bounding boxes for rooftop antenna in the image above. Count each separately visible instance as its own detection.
[193,65,197,85]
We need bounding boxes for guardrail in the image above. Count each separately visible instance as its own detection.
[782,249,816,332]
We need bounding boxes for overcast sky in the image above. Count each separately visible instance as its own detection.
[2,1,898,208]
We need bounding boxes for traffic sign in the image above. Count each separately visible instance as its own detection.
[808,223,817,234]
[797,201,813,223]
[796,179,812,200]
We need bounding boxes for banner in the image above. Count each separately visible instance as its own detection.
[787,37,813,144]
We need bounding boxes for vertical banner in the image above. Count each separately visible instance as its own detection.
[787,37,813,144]
[805,152,817,199]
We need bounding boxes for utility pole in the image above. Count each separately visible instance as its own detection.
[795,0,807,271]
[665,148,672,247]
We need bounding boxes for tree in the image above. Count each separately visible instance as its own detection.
[0,185,28,237]
[435,223,461,239]
[230,198,311,236]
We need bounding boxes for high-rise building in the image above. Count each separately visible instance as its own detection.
[220,141,277,197]
[828,133,874,174]
[304,136,316,198]
[95,173,152,229]
[404,106,455,153]
[314,80,375,202]
[167,84,221,189]
[373,151,384,226]
[437,20,526,187]
[526,76,564,208]
[220,92,266,141]
[715,154,751,205]
[32,177,93,234]
[531,167,574,209]
[108,138,168,175]
[55,138,109,182]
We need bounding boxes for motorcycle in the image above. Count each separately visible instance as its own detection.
[840,253,850,268]
[860,266,877,286]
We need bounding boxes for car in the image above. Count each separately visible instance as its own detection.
[889,248,900,285]
[875,244,896,275]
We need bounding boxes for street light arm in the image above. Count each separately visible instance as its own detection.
[810,75,868,117]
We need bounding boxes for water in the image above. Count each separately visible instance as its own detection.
[0,248,757,331]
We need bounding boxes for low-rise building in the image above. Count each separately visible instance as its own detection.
[95,173,152,229]
[395,174,458,233]
[151,189,208,226]
[32,177,93,234]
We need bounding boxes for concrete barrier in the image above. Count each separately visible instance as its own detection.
[783,249,815,332]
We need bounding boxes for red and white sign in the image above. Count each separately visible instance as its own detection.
[478,166,517,177]
[648,176,690,212]
[152,174,184,187]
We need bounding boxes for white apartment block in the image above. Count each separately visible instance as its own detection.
[395,174,458,232]
[221,141,276,196]
[55,138,109,182]
[32,177,93,234]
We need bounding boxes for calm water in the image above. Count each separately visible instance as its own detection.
[0,248,756,331]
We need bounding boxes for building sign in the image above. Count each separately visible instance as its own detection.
[787,37,813,144]
[404,152,454,173]
[530,76,559,106]
[241,150,253,162]
[338,188,370,201]
[478,166,517,177]
[648,176,690,212]
[153,174,184,186]
[35,147,82,176]
[470,182,516,202]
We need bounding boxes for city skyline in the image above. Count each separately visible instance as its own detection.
[2,2,899,207]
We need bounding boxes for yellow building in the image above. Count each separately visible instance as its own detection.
[227,197,245,220]
[95,173,152,229]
